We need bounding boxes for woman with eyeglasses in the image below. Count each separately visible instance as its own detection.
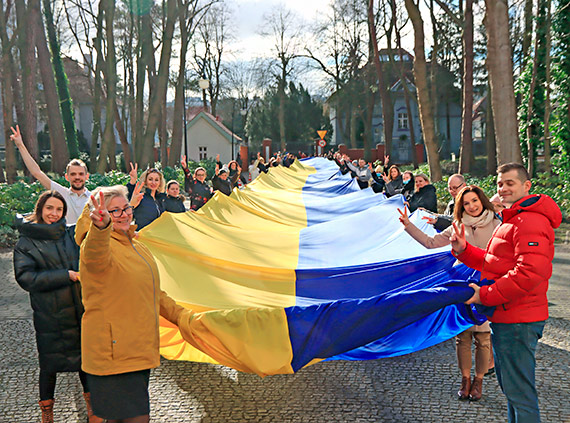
[180,155,213,211]
[13,191,102,422]
[398,185,500,402]
[75,186,187,422]
[126,163,166,229]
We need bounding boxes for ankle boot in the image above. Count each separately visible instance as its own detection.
[83,392,105,423]
[457,376,471,400]
[469,376,483,401]
[38,399,54,423]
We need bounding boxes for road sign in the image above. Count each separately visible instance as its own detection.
[318,139,326,148]
[317,130,327,140]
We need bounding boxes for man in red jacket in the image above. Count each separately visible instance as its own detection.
[450,163,562,423]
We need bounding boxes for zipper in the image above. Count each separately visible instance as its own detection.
[127,234,160,342]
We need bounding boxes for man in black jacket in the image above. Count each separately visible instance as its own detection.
[425,174,465,231]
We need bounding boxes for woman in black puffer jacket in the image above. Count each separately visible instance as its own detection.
[13,191,100,422]
[407,173,438,213]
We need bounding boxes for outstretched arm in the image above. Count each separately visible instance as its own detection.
[10,126,52,189]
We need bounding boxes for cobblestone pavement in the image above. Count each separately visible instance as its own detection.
[1,247,569,423]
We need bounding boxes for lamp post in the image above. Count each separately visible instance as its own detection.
[231,99,235,161]
[198,78,209,112]
[183,71,188,159]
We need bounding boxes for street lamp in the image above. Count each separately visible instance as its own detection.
[183,71,188,159]
[198,78,209,112]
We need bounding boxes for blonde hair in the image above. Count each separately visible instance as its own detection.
[414,173,430,192]
[140,168,165,193]
[90,185,128,209]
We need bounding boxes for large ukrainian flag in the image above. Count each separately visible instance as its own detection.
[140,158,483,376]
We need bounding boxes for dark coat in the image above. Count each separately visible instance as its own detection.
[408,184,438,213]
[127,183,166,229]
[183,168,213,211]
[212,175,232,196]
[162,195,186,213]
[384,175,404,198]
[13,216,83,373]
[434,199,455,231]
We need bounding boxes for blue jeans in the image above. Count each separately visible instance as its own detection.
[491,321,546,423]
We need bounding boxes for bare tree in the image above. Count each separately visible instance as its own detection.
[31,0,69,173]
[484,0,522,165]
[260,6,305,151]
[0,0,18,182]
[404,0,442,181]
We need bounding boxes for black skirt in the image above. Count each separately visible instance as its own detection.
[86,369,151,420]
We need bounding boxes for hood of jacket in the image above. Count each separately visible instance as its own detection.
[15,214,68,240]
[502,194,562,229]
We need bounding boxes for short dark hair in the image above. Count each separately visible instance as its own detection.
[497,163,530,182]
[29,190,67,224]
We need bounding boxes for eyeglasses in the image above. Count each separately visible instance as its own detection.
[449,183,465,191]
[108,206,134,218]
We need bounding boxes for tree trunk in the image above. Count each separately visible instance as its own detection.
[484,0,522,165]
[15,0,40,165]
[32,0,68,173]
[0,0,17,182]
[522,0,533,70]
[169,0,189,167]
[368,0,394,158]
[459,0,474,174]
[542,0,552,174]
[90,1,104,171]
[140,0,178,167]
[486,90,497,174]
[525,0,542,177]
[391,0,418,167]
[278,80,287,152]
[114,102,131,166]
[97,0,117,173]
[42,0,79,159]
[135,13,153,162]
[404,0,442,180]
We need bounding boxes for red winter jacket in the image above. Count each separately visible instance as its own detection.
[455,194,562,323]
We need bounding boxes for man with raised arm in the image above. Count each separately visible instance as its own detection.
[10,125,90,224]
[450,163,562,423]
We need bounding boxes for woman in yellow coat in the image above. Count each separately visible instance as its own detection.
[75,185,185,423]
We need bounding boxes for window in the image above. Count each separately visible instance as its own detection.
[398,112,409,129]
[199,146,207,160]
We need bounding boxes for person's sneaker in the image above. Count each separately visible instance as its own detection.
[484,367,495,377]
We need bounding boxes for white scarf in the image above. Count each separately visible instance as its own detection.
[460,208,496,228]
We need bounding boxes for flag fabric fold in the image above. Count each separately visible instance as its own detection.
[139,157,482,376]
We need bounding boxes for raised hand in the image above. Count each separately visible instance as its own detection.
[129,162,138,184]
[382,174,390,183]
[422,215,437,225]
[9,125,24,147]
[68,270,80,282]
[216,153,220,162]
[89,191,111,229]
[450,221,467,254]
[129,179,145,209]
[180,155,188,170]
[384,154,390,166]
[397,207,410,227]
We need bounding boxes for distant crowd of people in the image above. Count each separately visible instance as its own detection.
[9,123,562,423]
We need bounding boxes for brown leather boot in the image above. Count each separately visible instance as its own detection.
[469,377,483,401]
[83,392,105,423]
[38,399,54,423]
[457,376,471,400]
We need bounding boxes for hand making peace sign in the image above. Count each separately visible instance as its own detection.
[89,191,111,229]
[450,221,467,254]
[397,207,410,227]
[129,179,145,209]
[129,162,139,184]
